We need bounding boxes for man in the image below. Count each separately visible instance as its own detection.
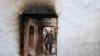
[44,30,55,54]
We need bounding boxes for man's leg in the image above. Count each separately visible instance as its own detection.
[45,43,48,51]
[49,43,53,54]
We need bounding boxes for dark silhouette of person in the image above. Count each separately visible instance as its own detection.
[44,30,55,54]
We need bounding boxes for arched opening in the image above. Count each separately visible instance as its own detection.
[29,25,34,48]
[28,25,35,56]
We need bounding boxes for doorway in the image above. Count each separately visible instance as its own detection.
[20,11,58,56]
[42,26,57,56]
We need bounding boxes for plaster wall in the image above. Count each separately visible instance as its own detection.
[58,0,100,56]
[0,0,20,56]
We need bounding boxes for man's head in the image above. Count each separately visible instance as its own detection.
[47,30,53,34]
[50,30,53,33]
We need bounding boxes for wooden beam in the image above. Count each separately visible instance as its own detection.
[23,18,29,56]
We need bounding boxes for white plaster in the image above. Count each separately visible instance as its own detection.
[0,0,20,56]
[58,0,100,56]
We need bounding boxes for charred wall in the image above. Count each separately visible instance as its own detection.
[0,0,58,56]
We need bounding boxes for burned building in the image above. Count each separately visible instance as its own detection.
[1,0,100,56]
[20,5,58,56]
[0,0,62,56]
[19,0,59,56]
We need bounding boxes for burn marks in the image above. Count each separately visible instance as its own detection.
[24,5,55,14]
[21,5,57,18]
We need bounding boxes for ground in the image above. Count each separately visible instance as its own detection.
[36,42,57,56]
